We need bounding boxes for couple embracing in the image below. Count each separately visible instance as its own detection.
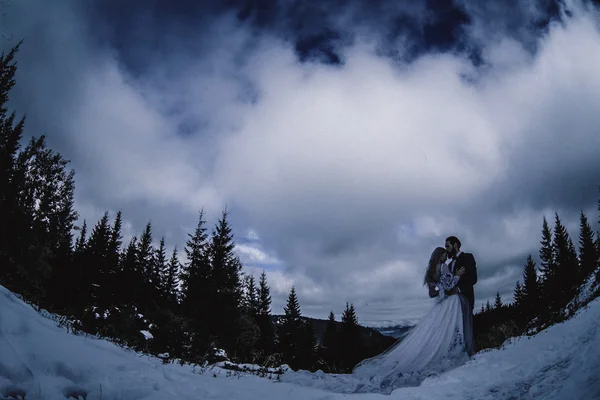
[426,235,477,357]
[280,236,478,394]
[349,236,478,391]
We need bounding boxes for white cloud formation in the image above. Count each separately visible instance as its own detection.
[3,0,600,325]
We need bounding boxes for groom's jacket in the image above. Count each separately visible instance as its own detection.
[451,252,477,311]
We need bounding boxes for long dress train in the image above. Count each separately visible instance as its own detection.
[278,262,472,395]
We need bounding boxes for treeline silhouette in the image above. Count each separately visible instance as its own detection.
[0,44,393,374]
[474,201,600,350]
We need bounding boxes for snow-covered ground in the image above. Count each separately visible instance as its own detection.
[1,284,599,400]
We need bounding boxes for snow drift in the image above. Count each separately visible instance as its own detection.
[0,283,599,399]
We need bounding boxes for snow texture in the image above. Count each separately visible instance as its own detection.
[0,284,599,399]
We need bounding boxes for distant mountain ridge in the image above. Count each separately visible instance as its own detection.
[270,315,413,344]
[371,325,415,340]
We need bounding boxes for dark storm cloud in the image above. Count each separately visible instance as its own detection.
[85,0,568,68]
[3,0,600,325]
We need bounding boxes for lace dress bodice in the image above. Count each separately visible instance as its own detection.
[438,262,460,291]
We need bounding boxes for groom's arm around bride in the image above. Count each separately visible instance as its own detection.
[447,252,477,310]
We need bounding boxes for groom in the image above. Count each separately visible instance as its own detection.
[444,235,477,356]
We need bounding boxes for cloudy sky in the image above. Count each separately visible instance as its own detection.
[3,0,600,327]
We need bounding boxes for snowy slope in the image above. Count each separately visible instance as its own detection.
[1,284,599,400]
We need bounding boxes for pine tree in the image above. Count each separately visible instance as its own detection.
[4,134,76,303]
[180,210,212,360]
[242,274,259,317]
[75,220,88,253]
[155,237,168,297]
[551,213,579,313]
[209,209,244,356]
[137,222,156,288]
[47,167,78,311]
[103,211,123,311]
[513,281,524,307]
[480,303,485,314]
[539,217,554,280]
[256,270,274,357]
[81,212,113,331]
[0,43,27,293]
[538,216,556,316]
[578,211,597,283]
[299,321,318,370]
[522,255,539,316]
[58,220,89,318]
[108,211,123,267]
[340,302,361,371]
[278,287,304,369]
[120,236,140,306]
[163,247,180,306]
[284,287,302,321]
[596,188,600,283]
[258,270,272,315]
[485,300,492,313]
[115,236,149,348]
[596,231,600,283]
[494,292,503,309]
[69,220,88,318]
[322,311,339,370]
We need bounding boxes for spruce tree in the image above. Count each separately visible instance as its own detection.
[538,217,554,280]
[6,134,76,303]
[104,212,123,313]
[596,231,600,283]
[538,216,556,317]
[242,274,259,317]
[256,270,274,357]
[81,212,113,331]
[114,235,150,349]
[551,213,579,313]
[75,220,88,253]
[513,281,524,308]
[258,270,272,315]
[62,220,89,319]
[47,167,78,311]
[180,210,212,360]
[522,255,539,316]
[163,247,181,306]
[278,287,303,369]
[209,209,244,356]
[120,236,140,306]
[0,43,27,293]
[341,302,361,371]
[155,237,168,297]
[137,222,157,288]
[485,300,492,313]
[322,311,339,370]
[283,287,302,321]
[494,292,503,309]
[108,211,123,268]
[70,220,88,318]
[597,189,600,282]
[578,211,597,283]
[299,321,318,370]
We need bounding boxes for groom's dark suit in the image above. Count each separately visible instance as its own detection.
[450,251,477,312]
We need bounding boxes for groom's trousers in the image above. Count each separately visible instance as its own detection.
[459,294,475,357]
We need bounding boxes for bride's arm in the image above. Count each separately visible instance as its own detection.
[428,283,439,298]
[439,264,461,290]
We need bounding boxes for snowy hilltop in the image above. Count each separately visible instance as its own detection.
[1,283,599,400]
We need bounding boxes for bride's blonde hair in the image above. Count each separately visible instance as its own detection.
[424,246,446,285]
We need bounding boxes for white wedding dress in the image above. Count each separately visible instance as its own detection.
[278,262,471,395]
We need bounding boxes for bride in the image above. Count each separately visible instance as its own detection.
[278,247,474,394]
